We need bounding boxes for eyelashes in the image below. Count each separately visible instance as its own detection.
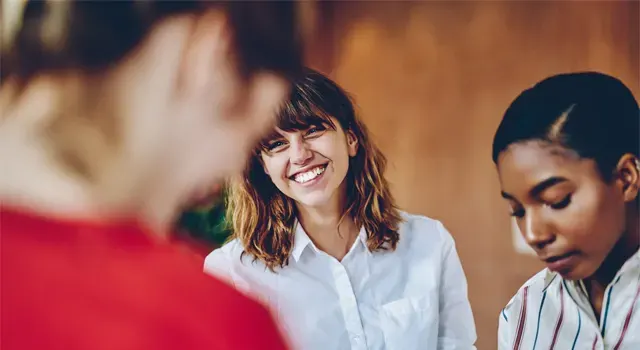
[510,209,525,218]
[263,125,327,152]
[549,194,572,210]
[266,140,285,151]
[509,194,573,219]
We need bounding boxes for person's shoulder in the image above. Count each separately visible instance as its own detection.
[399,211,441,232]
[170,262,263,317]
[397,211,452,246]
[501,268,558,320]
[139,244,288,349]
[203,238,267,273]
[143,241,248,305]
[203,238,244,268]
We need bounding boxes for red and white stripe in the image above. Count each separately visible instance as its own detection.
[512,286,529,350]
[612,280,640,350]
[548,283,565,350]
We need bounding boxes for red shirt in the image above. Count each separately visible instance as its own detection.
[0,208,289,350]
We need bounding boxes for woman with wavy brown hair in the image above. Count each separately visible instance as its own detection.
[204,69,477,350]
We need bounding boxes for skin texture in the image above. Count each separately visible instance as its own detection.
[260,119,358,211]
[497,141,639,317]
[0,13,288,231]
[260,118,360,260]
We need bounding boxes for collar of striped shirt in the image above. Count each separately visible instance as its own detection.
[499,249,640,350]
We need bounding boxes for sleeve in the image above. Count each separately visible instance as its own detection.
[436,221,478,350]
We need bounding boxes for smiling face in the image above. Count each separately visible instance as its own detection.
[259,117,358,210]
[496,141,639,280]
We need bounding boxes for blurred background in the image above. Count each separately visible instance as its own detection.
[179,1,639,349]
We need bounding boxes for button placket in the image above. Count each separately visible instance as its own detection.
[331,261,367,349]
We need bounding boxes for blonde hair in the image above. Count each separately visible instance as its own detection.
[227,68,402,270]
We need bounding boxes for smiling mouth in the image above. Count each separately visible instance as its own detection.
[290,164,327,184]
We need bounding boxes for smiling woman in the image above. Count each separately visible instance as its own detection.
[203,68,477,350]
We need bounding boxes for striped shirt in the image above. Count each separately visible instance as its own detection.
[499,250,640,350]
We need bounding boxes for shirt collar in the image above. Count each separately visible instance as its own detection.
[356,226,369,246]
[543,269,559,291]
[290,220,368,262]
[569,248,640,294]
[291,221,312,262]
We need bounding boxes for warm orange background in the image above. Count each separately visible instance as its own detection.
[305,1,639,349]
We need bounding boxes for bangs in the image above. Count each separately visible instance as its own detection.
[277,97,336,132]
[256,96,337,152]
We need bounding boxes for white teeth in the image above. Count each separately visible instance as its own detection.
[293,166,326,184]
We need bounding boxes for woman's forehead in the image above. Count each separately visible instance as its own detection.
[499,141,579,169]
[276,112,335,130]
[497,142,591,190]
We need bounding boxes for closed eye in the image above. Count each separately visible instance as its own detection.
[549,194,572,210]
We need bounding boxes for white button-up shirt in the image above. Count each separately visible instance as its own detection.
[498,250,640,350]
[204,212,477,350]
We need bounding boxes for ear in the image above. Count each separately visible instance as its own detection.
[178,10,231,98]
[346,129,358,157]
[615,153,640,203]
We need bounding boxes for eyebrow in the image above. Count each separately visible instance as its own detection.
[501,176,569,200]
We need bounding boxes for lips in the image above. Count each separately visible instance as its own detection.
[543,251,579,273]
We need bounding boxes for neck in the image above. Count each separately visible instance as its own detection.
[588,208,639,288]
[0,119,179,235]
[296,187,359,261]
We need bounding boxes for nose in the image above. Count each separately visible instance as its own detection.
[522,210,556,250]
[290,138,312,165]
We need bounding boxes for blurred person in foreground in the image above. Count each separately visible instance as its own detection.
[0,1,305,349]
[204,69,477,350]
[493,72,639,349]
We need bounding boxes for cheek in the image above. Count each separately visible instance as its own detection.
[263,158,289,186]
[332,143,352,176]
[555,186,625,249]
[315,135,350,165]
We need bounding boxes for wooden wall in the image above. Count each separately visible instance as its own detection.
[307,1,639,348]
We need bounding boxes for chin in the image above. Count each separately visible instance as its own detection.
[295,193,333,208]
[556,265,593,281]
[556,270,581,281]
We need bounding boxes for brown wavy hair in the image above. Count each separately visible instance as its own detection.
[227,68,402,270]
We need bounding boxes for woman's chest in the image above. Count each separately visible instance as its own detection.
[234,257,441,350]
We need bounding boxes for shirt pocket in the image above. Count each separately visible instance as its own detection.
[379,295,438,350]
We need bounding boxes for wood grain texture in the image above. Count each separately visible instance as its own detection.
[307,2,639,348]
